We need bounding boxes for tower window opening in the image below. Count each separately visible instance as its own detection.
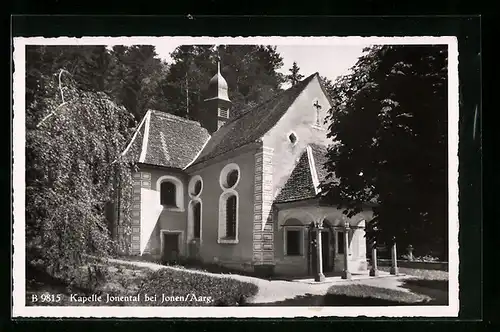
[218,108,229,119]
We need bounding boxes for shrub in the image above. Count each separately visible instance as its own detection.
[403,254,440,262]
[138,269,258,306]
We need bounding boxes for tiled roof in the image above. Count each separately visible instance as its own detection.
[189,73,319,167]
[309,143,330,183]
[122,110,210,169]
[275,148,317,203]
[274,143,338,203]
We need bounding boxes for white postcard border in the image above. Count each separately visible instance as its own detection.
[12,36,459,318]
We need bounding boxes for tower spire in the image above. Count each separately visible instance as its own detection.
[201,51,231,134]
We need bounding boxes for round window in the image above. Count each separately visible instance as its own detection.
[219,163,241,190]
[192,180,202,196]
[189,176,203,198]
[226,169,239,188]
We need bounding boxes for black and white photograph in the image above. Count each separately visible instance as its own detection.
[12,36,459,318]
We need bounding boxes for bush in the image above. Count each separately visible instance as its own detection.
[138,269,258,306]
[401,254,440,262]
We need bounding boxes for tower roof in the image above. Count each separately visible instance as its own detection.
[205,62,231,103]
[190,72,320,167]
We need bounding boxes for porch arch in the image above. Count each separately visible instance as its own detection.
[280,210,316,226]
[283,218,304,227]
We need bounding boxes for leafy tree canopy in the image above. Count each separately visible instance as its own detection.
[319,45,448,259]
[26,48,135,278]
[286,61,305,86]
[163,45,286,120]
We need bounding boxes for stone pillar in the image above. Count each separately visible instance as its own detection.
[341,223,351,279]
[390,241,399,275]
[253,147,275,274]
[315,225,325,282]
[369,243,379,277]
[407,244,414,261]
[128,171,151,255]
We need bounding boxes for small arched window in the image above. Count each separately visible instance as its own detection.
[160,181,177,207]
[225,195,237,239]
[193,201,201,239]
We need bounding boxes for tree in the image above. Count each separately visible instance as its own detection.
[218,45,286,113]
[162,45,286,120]
[26,45,114,127]
[26,47,135,280]
[319,75,335,99]
[319,45,448,259]
[286,61,304,86]
[107,45,168,121]
[161,45,216,120]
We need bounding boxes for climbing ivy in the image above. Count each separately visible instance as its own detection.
[26,71,135,279]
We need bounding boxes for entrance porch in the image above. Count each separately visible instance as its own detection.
[274,204,372,279]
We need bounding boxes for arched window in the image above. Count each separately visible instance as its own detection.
[225,195,237,239]
[193,201,201,239]
[218,189,239,244]
[160,181,177,207]
[156,175,184,211]
[218,164,240,244]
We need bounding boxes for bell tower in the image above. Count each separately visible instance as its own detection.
[201,62,232,134]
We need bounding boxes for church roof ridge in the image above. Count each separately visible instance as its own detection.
[188,72,318,167]
[149,109,203,126]
[227,72,318,125]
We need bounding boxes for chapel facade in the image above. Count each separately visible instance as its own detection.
[119,65,373,278]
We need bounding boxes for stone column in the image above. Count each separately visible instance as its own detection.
[341,223,351,279]
[369,243,379,277]
[407,244,414,261]
[252,147,275,277]
[390,240,399,275]
[315,225,325,282]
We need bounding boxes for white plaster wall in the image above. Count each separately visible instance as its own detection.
[262,75,333,199]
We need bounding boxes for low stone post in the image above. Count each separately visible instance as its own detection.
[315,223,325,282]
[407,244,414,261]
[369,242,379,277]
[390,240,399,275]
[341,223,351,279]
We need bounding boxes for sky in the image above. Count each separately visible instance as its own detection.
[153,43,369,88]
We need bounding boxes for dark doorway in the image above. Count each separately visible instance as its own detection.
[321,231,331,272]
[162,232,180,264]
[310,230,332,275]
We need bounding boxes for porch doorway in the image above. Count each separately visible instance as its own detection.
[161,232,180,264]
[309,229,333,275]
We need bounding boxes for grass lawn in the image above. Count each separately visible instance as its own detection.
[252,284,429,306]
[26,260,258,306]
